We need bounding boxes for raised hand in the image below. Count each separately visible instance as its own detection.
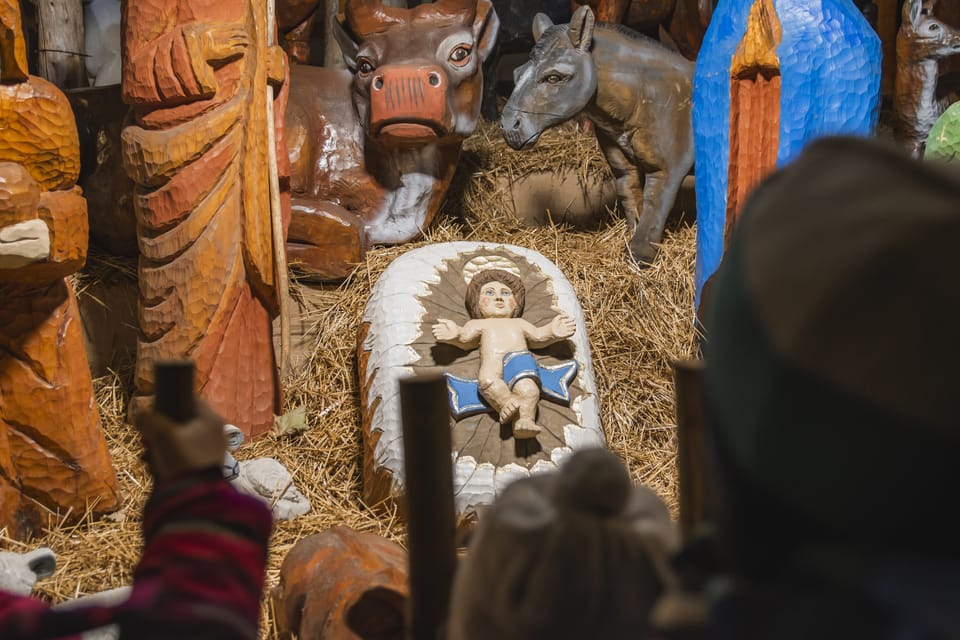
[551,313,576,339]
[432,318,461,342]
[198,22,250,65]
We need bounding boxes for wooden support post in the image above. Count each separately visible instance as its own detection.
[400,374,456,640]
[32,0,86,88]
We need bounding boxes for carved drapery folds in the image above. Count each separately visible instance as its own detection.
[121,0,291,438]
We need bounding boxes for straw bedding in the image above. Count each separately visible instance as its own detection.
[4,119,698,638]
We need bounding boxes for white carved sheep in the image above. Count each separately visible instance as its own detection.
[224,425,311,521]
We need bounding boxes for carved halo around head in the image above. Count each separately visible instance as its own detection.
[461,255,523,286]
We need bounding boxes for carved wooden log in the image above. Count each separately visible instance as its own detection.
[0,0,120,540]
[358,242,604,521]
[34,0,87,88]
[272,526,408,640]
[121,0,292,438]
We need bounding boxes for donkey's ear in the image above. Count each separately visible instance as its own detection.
[568,5,595,52]
[904,0,923,26]
[532,12,554,42]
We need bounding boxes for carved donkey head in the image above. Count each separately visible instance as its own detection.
[500,6,598,150]
[334,0,499,144]
[899,0,960,63]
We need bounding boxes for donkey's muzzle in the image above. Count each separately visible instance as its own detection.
[369,64,451,143]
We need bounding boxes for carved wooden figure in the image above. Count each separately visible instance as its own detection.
[272,526,409,640]
[121,0,292,438]
[895,0,960,158]
[358,243,604,520]
[284,0,499,281]
[0,0,120,539]
[693,0,880,306]
[501,7,695,267]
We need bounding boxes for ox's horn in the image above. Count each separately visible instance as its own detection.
[345,0,406,38]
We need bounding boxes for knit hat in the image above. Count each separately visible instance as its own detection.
[703,136,960,553]
[446,449,678,640]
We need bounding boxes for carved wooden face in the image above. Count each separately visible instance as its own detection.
[336,0,500,144]
[477,280,519,318]
[500,7,598,150]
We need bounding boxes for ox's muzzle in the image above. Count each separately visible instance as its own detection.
[369,64,452,143]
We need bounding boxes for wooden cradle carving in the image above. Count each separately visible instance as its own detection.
[358,242,604,519]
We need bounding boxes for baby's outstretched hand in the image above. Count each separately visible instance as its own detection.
[552,313,576,339]
[432,318,460,342]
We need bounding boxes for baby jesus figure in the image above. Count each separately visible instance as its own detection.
[432,266,576,439]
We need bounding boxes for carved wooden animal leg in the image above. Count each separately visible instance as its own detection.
[595,129,653,263]
[286,199,367,281]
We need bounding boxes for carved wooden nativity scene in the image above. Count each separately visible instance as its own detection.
[1,0,955,636]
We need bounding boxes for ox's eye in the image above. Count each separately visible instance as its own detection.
[449,45,472,66]
[542,73,568,85]
[357,57,376,75]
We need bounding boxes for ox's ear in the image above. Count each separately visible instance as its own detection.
[532,13,554,42]
[568,5,595,53]
[472,0,500,62]
[333,18,360,71]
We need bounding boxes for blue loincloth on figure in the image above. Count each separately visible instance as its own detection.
[445,350,578,419]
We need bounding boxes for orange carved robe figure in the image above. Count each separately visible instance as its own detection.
[0,0,120,539]
[121,0,291,438]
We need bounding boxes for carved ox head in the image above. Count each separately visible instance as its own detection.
[334,0,499,144]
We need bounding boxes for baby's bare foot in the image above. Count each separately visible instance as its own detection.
[513,419,542,440]
[499,399,520,423]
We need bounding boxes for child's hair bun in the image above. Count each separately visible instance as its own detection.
[553,448,631,517]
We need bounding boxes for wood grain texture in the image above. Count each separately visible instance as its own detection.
[121,0,292,438]
[272,526,408,640]
[358,243,604,519]
[0,0,120,539]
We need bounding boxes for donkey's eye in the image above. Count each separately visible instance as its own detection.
[449,45,472,66]
[929,23,941,31]
[543,73,567,85]
[357,57,376,75]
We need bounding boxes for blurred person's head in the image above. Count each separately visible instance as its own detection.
[701,136,960,574]
[447,448,678,640]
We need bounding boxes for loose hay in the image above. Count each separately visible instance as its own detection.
[15,119,698,638]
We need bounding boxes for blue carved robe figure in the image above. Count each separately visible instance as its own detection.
[693,0,881,307]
